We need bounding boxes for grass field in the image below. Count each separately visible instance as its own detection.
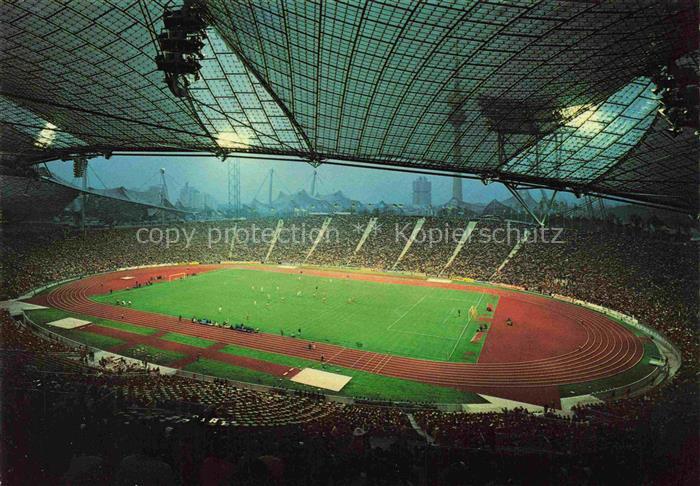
[94,268,498,362]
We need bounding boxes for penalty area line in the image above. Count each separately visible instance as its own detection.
[447,292,485,361]
[393,329,457,340]
[386,294,426,330]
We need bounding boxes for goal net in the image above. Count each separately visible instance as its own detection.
[168,272,187,282]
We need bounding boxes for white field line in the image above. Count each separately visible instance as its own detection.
[447,292,486,361]
[298,298,348,327]
[439,306,456,326]
[386,294,427,330]
[431,297,484,303]
[393,330,456,340]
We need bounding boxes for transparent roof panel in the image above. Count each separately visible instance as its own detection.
[502,77,659,185]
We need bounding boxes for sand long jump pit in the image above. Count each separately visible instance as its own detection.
[46,317,91,329]
[290,368,352,392]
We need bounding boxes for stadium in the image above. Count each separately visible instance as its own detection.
[1,1,698,484]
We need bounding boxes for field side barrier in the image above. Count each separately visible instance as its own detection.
[492,282,526,291]
[19,275,83,300]
[549,293,682,398]
[287,262,428,280]
[591,367,663,401]
[175,369,294,394]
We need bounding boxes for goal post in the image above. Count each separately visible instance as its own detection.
[168,272,187,282]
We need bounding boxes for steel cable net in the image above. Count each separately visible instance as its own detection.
[0,0,304,156]
[0,0,698,211]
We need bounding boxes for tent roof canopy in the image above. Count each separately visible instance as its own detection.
[0,0,697,212]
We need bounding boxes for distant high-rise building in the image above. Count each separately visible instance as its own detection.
[412,176,432,207]
[178,182,217,210]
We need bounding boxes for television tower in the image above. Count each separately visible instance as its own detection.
[446,47,466,207]
[310,170,318,196]
[268,168,274,205]
[160,168,169,224]
[73,157,88,233]
[227,159,241,217]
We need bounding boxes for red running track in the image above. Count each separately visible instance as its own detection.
[28,264,644,407]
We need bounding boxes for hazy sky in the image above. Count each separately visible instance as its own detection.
[47,154,560,206]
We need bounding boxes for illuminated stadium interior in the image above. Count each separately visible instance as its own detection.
[1,1,698,484]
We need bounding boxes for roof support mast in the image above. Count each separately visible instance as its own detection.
[80,159,88,234]
[160,167,168,225]
[504,183,558,228]
[268,168,274,206]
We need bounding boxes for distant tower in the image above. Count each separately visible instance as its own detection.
[159,168,169,224]
[227,159,241,217]
[446,47,466,207]
[74,157,88,233]
[412,176,432,207]
[268,168,274,205]
[310,170,318,196]
[451,175,463,203]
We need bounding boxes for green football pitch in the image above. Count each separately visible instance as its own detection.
[93,268,498,362]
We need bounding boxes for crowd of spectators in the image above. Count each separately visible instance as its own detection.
[3,304,697,484]
[1,215,530,299]
[1,215,698,483]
